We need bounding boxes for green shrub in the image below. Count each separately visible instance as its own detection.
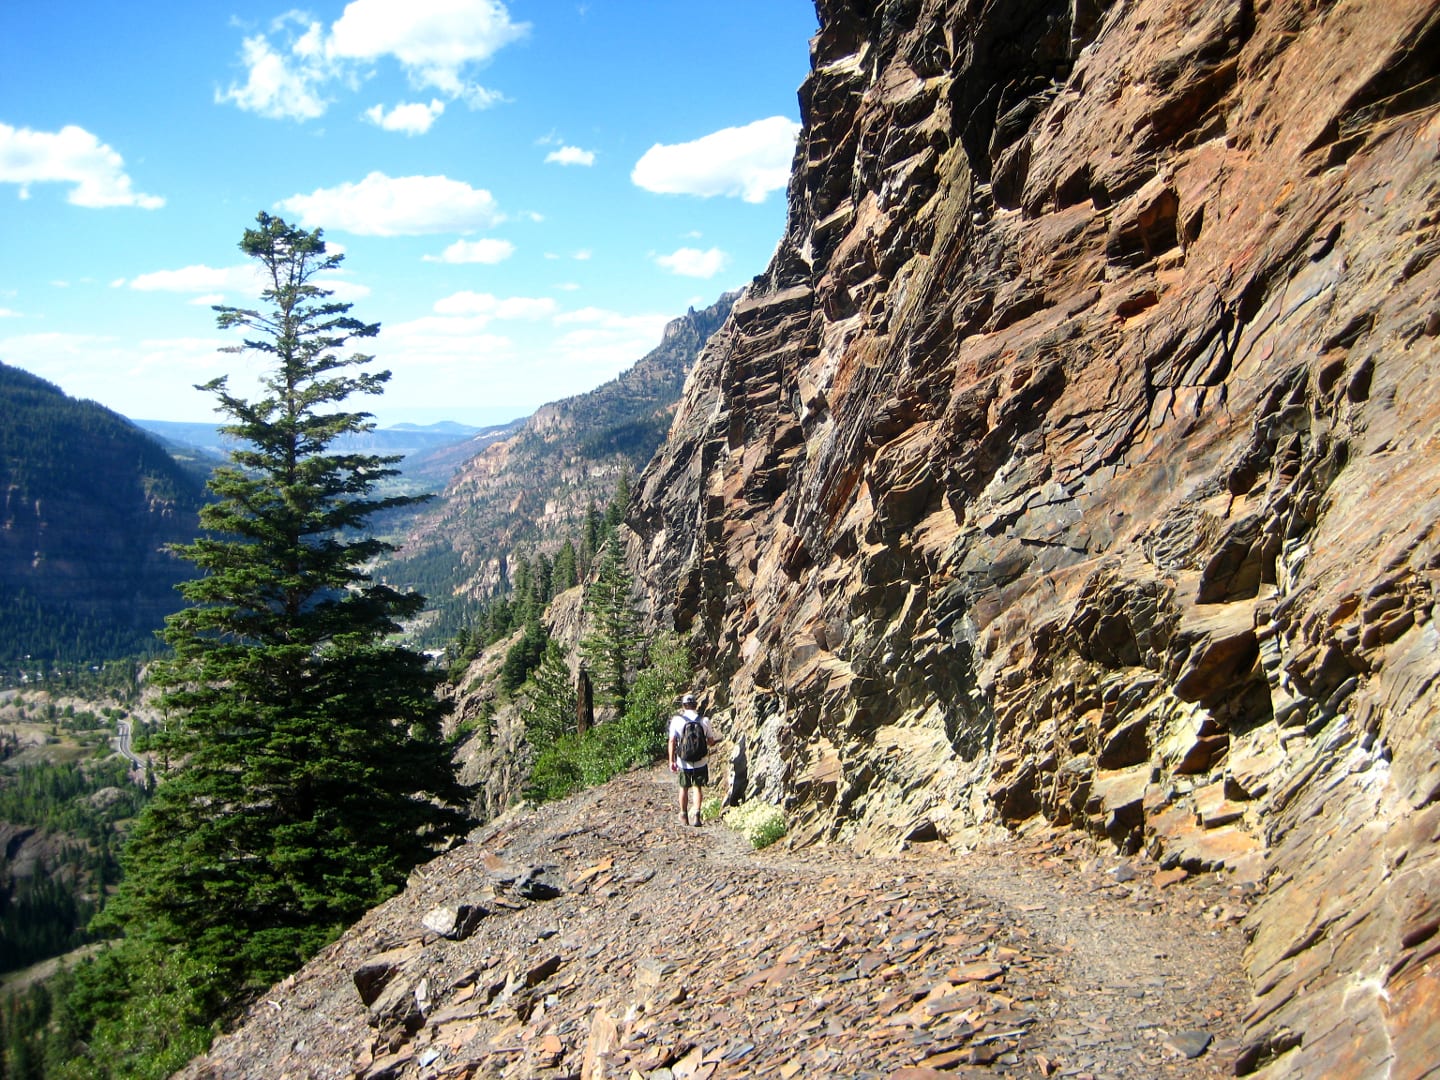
[523,632,690,803]
[527,733,588,802]
[44,939,221,1080]
[723,799,787,849]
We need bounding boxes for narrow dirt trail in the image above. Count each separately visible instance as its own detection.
[181,766,1254,1080]
[665,769,1253,1079]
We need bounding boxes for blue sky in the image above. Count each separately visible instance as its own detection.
[0,1,817,426]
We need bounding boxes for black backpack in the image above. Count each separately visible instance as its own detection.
[677,714,708,764]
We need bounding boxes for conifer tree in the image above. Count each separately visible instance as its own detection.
[605,469,631,530]
[534,552,554,604]
[553,539,579,592]
[520,639,578,750]
[501,611,548,694]
[509,555,533,615]
[578,538,643,714]
[110,213,470,1001]
[578,499,603,577]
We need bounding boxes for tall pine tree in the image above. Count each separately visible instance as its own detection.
[553,539,579,592]
[112,213,471,1000]
[520,639,579,751]
[579,537,643,715]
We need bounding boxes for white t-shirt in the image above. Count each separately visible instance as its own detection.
[668,709,716,769]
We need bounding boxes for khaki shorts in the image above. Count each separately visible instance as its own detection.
[678,765,710,788]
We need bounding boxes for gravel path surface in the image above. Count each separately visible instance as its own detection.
[182,766,1254,1080]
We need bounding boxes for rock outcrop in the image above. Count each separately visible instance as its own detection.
[630,0,1440,1074]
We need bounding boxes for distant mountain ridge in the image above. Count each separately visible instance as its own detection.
[386,290,740,637]
[135,417,485,455]
[386,420,479,435]
[0,362,207,666]
[133,417,506,504]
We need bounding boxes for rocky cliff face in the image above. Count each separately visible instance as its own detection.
[630,0,1440,1075]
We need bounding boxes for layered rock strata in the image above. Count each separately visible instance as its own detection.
[630,0,1440,1074]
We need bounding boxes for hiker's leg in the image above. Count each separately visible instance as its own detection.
[678,769,702,824]
[687,766,709,825]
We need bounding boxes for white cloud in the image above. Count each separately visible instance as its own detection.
[377,316,513,368]
[553,306,667,332]
[216,24,331,122]
[0,308,21,318]
[572,249,592,261]
[126,262,367,303]
[0,122,164,209]
[219,2,526,122]
[293,20,325,58]
[328,0,527,103]
[365,99,445,135]
[316,276,372,302]
[135,336,239,370]
[0,331,238,419]
[545,145,595,166]
[277,172,503,236]
[655,246,729,279]
[423,238,515,264]
[371,292,559,394]
[128,264,260,293]
[632,116,799,203]
[365,298,699,419]
[549,307,672,374]
[432,292,557,320]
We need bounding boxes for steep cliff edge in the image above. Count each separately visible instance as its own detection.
[631,1,1440,1075]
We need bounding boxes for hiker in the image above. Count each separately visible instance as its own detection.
[668,692,717,826]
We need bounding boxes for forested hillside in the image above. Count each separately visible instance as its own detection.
[0,363,206,670]
[0,737,147,975]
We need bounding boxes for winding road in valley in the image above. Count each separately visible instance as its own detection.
[113,718,142,768]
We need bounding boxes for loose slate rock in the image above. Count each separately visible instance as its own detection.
[352,943,421,1006]
[174,766,1250,1080]
[1166,1029,1214,1059]
[421,903,487,940]
[514,865,564,900]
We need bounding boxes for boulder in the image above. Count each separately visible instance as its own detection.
[420,904,488,941]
